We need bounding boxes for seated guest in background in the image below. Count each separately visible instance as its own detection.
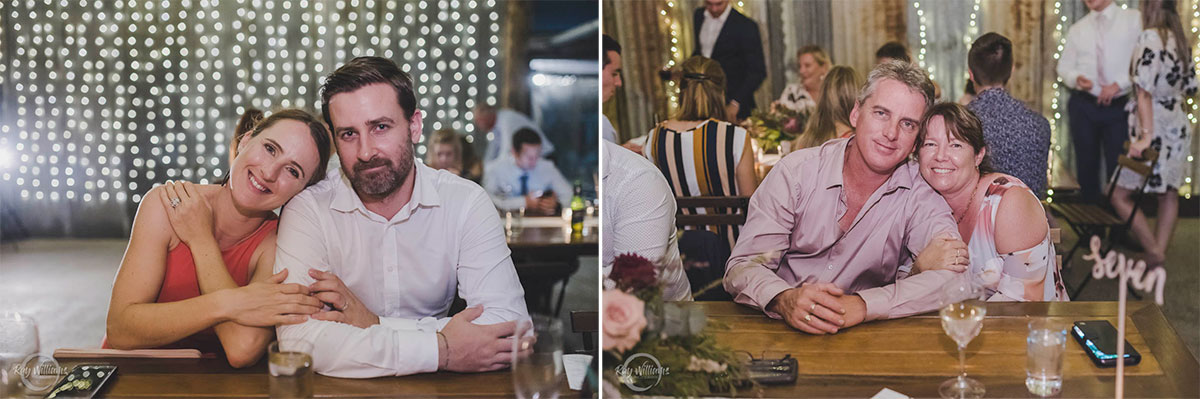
[792,65,863,150]
[966,32,1051,199]
[724,61,963,335]
[1112,0,1198,266]
[458,133,484,184]
[602,140,692,301]
[643,56,757,297]
[483,128,573,216]
[105,109,334,368]
[912,103,1067,301]
[425,128,482,184]
[276,56,529,378]
[958,81,976,105]
[875,41,942,100]
[475,104,553,163]
[602,34,624,144]
[776,45,831,111]
[227,108,264,166]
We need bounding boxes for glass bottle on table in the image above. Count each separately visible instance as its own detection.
[569,181,585,239]
[938,274,987,399]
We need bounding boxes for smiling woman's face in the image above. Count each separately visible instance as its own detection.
[230,119,321,211]
[917,115,985,195]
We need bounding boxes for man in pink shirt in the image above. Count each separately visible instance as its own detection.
[724,61,965,335]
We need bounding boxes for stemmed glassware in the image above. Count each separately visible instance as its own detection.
[938,275,987,399]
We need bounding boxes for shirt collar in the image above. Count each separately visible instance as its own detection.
[1095,3,1119,20]
[819,137,917,192]
[705,5,732,23]
[330,160,442,217]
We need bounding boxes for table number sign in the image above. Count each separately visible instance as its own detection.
[1080,235,1167,399]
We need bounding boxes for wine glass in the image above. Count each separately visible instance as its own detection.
[512,314,564,399]
[939,275,987,399]
[0,312,39,397]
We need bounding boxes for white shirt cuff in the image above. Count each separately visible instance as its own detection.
[379,316,441,332]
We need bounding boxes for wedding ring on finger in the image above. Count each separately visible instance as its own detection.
[170,197,181,208]
[809,303,817,312]
[803,313,812,322]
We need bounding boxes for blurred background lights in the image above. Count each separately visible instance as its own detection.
[1,0,504,217]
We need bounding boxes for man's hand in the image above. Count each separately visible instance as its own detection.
[765,283,847,335]
[837,295,868,329]
[725,100,741,122]
[1076,76,1094,92]
[523,195,557,216]
[1097,82,1120,106]
[307,268,380,329]
[439,307,528,372]
[621,142,644,154]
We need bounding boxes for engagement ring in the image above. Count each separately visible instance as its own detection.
[170,198,180,208]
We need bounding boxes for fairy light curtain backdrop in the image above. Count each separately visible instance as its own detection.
[0,0,510,237]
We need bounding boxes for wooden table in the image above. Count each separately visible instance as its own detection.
[701,300,1197,398]
[504,216,598,315]
[44,357,584,398]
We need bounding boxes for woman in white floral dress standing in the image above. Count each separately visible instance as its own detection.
[1112,0,1198,265]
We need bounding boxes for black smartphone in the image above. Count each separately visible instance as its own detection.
[1072,320,1141,367]
[44,364,117,398]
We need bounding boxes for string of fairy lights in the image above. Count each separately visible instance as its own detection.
[913,0,932,80]
[662,0,682,112]
[0,0,503,205]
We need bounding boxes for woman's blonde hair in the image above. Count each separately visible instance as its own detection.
[674,56,728,122]
[796,45,831,68]
[796,66,863,149]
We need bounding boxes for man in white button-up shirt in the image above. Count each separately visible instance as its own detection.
[275,57,529,378]
[483,129,573,215]
[1056,0,1141,201]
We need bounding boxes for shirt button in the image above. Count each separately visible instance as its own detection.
[389,266,396,272]
[827,264,834,270]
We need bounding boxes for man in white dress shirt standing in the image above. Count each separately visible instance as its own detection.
[275,56,529,378]
[1056,0,1141,201]
[691,0,765,122]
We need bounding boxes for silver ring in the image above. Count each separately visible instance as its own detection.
[170,198,180,208]
[809,303,817,312]
[342,301,350,311]
[803,313,812,322]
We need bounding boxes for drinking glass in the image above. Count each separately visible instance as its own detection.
[269,339,313,399]
[1026,318,1068,397]
[938,275,987,399]
[0,312,39,398]
[512,314,564,399]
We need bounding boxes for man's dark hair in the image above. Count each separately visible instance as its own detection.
[319,56,418,129]
[875,41,911,63]
[512,128,542,153]
[967,32,1013,86]
[603,34,622,67]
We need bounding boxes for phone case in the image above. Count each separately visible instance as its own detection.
[744,355,798,385]
[44,364,117,399]
[1072,320,1142,368]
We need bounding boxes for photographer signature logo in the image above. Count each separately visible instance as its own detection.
[8,354,65,391]
[615,353,670,392]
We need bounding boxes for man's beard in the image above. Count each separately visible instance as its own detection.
[347,149,412,199]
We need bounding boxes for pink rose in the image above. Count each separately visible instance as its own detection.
[602,289,647,352]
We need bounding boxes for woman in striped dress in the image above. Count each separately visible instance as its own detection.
[642,56,758,296]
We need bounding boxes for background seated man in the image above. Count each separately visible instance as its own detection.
[483,128,572,216]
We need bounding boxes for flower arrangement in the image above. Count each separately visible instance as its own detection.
[602,253,746,397]
[744,106,810,153]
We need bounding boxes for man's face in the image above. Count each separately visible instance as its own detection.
[704,0,729,17]
[328,82,423,199]
[513,143,542,171]
[1084,0,1112,12]
[602,51,623,102]
[848,78,927,175]
[473,109,497,133]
